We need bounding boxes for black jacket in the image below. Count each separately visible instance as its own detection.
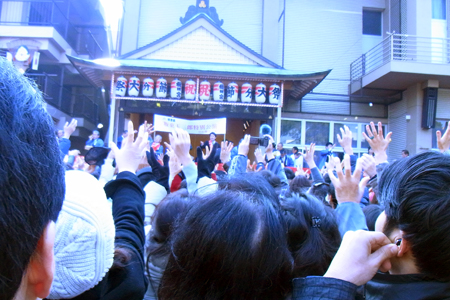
[72,171,149,300]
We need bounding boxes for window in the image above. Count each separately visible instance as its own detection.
[305,121,329,146]
[363,10,382,36]
[280,120,301,144]
[432,0,447,20]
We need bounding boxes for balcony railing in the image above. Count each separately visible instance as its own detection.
[351,34,450,81]
[0,0,104,59]
[27,73,98,124]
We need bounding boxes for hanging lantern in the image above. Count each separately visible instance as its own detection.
[199,80,211,101]
[241,82,252,103]
[185,79,196,100]
[115,76,127,97]
[142,77,154,97]
[127,76,140,97]
[213,81,224,101]
[269,83,281,104]
[227,82,238,102]
[156,77,167,98]
[170,78,182,99]
[255,83,267,103]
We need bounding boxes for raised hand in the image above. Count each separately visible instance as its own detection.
[363,122,391,164]
[337,125,354,155]
[238,134,251,156]
[63,119,77,139]
[197,143,219,180]
[254,148,265,164]
[359,153,377,178]
[146,147,170,192]
[302,143,316,168]
[220,140,234,163]
[328,154,369,204]
[110,120,148,174]
[436,122,450,153]
[166,144,182,176]
[167,128,192,166]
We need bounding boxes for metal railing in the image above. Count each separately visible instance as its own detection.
[351,33,450,81]
[27,73,98,124]
[0,0,104,59]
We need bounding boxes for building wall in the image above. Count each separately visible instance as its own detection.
[136,0,263,54]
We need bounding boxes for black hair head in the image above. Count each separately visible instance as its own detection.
[325,142,333,147]
[281,193,341,278]
[159,188,293,299]
[379,151,450,279]
[289,175,311,194]
[0,57,65,299]
[209,132,216,137]
[284,167,295,180]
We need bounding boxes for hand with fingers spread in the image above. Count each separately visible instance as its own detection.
[197,142,219,181]
[110,121,149,174]
[337,125,354,155]
[254,148,265,164]
[325,156,340,173]
[295,166,306,177]
[145,123,155,136]
[363,122,391,164]
[246,159,257,172]
[359,153,377,178]
[436,122,450,153]
[167,128,192,166]
[146,147,170,192]
[265,136,275,161]
[238,135,251,156]
[166,144,182,177]
[220,140,234,163]
[63,119,78,139]
[324,230,398,286]
[302,143,316,168]
[328,154,370,204]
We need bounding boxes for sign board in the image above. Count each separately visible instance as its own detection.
[154,114,227,134]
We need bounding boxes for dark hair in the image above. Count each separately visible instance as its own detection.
[209,132,216,137]
[402,149,409,155]
[222,161,230,173]
[289,175,311,194]
[146,189,190,292]
[293,146,299,152]
[284,167,295,180]
[159,188,293,299]
[0,57,65,299]
[363,204,383,231]
[325,142,333,147]
[308,183,329,206]
[280,149,286,154]
[379,151,450,279]
[281,193,341,278]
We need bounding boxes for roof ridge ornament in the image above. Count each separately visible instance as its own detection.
[180,0,224,26]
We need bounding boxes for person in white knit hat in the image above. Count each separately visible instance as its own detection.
[48,120,150,300]
[48,170,115,299]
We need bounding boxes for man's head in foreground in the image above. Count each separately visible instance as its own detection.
[376,151,450,279]
[0,57,65,299]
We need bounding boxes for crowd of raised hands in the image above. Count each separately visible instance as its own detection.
[53,118,450,300]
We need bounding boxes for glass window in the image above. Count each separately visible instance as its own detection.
[363,10,382,36]
[280,120,301,144]
[432,0,447,19]
[305,121,330,146]
[432,120,448,148]
[333,123,358,148]
[361,123,386,150]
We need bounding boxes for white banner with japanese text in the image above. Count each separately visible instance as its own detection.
[153,114,227,134]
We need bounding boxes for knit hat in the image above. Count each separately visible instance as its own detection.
[48,170,116,299]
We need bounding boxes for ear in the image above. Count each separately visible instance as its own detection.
[25,221,56,299]
[397,231,411,257]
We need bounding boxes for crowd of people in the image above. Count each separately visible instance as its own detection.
[2,56,450,300]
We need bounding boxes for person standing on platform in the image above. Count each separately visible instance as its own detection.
[201,132,219,150]
[85,130,104,150]
[151,134,164,156]
[318,142,335,169]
